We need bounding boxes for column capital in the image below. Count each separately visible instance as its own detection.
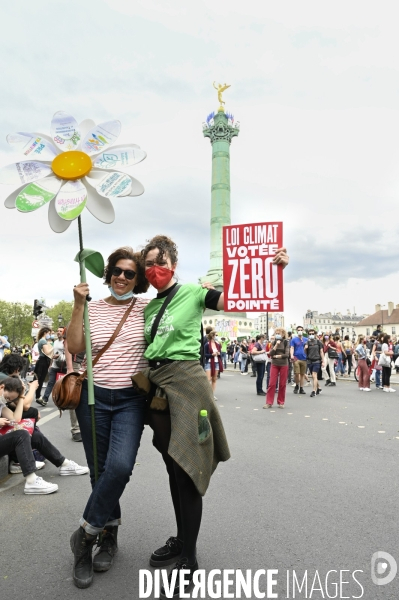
[203,111,240,145]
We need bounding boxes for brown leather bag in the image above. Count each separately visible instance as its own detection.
[52,298,136,411]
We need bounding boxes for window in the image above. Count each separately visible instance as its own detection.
[204,320,207,325]
[347,328,349,333]
[244,322,247,326]
[209,320,212,325]
[249,322,252,327]
[392,327,396,335]
[239,321,242,325]
[366,328,370,335]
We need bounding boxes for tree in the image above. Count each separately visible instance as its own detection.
[46,301,74,328]
[0,300,33,346]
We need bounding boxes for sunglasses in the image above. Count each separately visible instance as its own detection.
[111,267,136,280]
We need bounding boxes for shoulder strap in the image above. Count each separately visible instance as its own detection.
[150,285,181,342]
[80,297,137,380]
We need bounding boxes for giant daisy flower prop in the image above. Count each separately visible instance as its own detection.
[0,112,146,232]
[0,112,147,483]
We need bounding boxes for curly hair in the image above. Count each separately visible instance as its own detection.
[0,354,25,375]
[104,247,149,294]
[274,327,287,338]
[141,235,178,265]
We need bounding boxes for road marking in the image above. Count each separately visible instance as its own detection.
[339,421,346,424]
[287,412,293,415]
[40,408,52,412]
[358,426,365,428]
[322,418,328,421]
[305,415,310,418]
[236,407,240,409]
[254,409,259,411]
[378,431,386,433]
[38,410,59,425]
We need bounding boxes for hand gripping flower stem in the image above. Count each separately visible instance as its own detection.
[77,215,98,482]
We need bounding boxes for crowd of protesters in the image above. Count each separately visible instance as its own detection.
[205,325,399,407]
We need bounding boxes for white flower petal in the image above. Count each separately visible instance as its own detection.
[48,198,73,233]
[50,111,81,152]
[15,176,62,213]
[85,187,115,224]
[55,180,87,220]
[4,184,25,208]
[6,132,58,161]
[125,177,145,197]
[78,119,96,147]
[85,171,132,197]
[81,120,121,156]
[92,144,146,171]
[0,161,52,185]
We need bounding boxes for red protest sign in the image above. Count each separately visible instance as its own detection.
[222,222,284,312]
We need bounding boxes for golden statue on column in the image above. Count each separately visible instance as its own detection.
[213,82,231,112]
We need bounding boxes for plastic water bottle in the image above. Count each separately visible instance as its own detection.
[199,409,210,442]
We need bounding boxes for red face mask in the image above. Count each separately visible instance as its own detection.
[146,265,174,290]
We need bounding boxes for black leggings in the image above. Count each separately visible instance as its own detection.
[382,366,391,387]
[34,355,50,399]
[346,354,353,375]
[149,412,202,563]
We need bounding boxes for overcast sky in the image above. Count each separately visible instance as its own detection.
[1,0,398,327]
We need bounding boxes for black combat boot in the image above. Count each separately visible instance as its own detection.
[70,527,97,588]
[93,526,119,572]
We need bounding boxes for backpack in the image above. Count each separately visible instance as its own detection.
[306,339,323,362]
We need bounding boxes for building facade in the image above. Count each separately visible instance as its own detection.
[304,309,365,338]
[354,303,399,338]
[253,313,285,335]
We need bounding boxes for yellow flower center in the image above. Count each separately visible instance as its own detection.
[51,151,92,180]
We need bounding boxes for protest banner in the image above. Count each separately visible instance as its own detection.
[222,222,284,312]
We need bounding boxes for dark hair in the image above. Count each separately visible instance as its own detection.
[207,331,216,341]
[308,329,315,334]
[104,247,149,294]
[256,335,264,341]
[141,235,178,265]
[37,327,51,340]
[205,325,214,334]
[1,376,24,396]
[382,334,390,344]
[296,325,303,330]
[0,353,25,375]
[344,335,349,340]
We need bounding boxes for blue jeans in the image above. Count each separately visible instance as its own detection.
[43,366,59,402]
[76,381,147,534]
[375,369,381,387]
[221,352,227,369]
[335,353,345,375]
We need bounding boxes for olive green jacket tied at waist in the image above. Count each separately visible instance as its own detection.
[131,360,231,496]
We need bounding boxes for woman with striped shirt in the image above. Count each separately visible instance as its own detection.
[67,247,149,589]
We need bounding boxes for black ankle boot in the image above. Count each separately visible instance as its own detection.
[93,525,119,572]
[70,527,97,588]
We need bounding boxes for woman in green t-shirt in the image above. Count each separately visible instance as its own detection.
[133,234,289,598]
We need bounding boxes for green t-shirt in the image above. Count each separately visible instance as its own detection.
[144,283,207,361]
[221,341,228,352]
[38,338,49,357]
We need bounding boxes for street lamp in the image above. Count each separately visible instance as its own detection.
[58,313,63,326]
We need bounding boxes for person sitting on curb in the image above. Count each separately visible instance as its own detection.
[0,377,89,493]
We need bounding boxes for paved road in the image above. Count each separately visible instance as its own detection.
[1,372,398,599]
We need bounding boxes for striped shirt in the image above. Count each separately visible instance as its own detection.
[80,297,149,389]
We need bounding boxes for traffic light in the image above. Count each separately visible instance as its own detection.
[33,299,46,318]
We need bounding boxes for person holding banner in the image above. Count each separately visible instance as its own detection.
[131,235,289,598]
[264,328,290,408]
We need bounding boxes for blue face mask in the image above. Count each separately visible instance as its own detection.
[45,334,51,340]
[275,334,282,340]
[108,286,134,301]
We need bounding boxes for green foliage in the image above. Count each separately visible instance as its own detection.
[0,300,34,346]
[0,299,74,346]
[46,301,74,328]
